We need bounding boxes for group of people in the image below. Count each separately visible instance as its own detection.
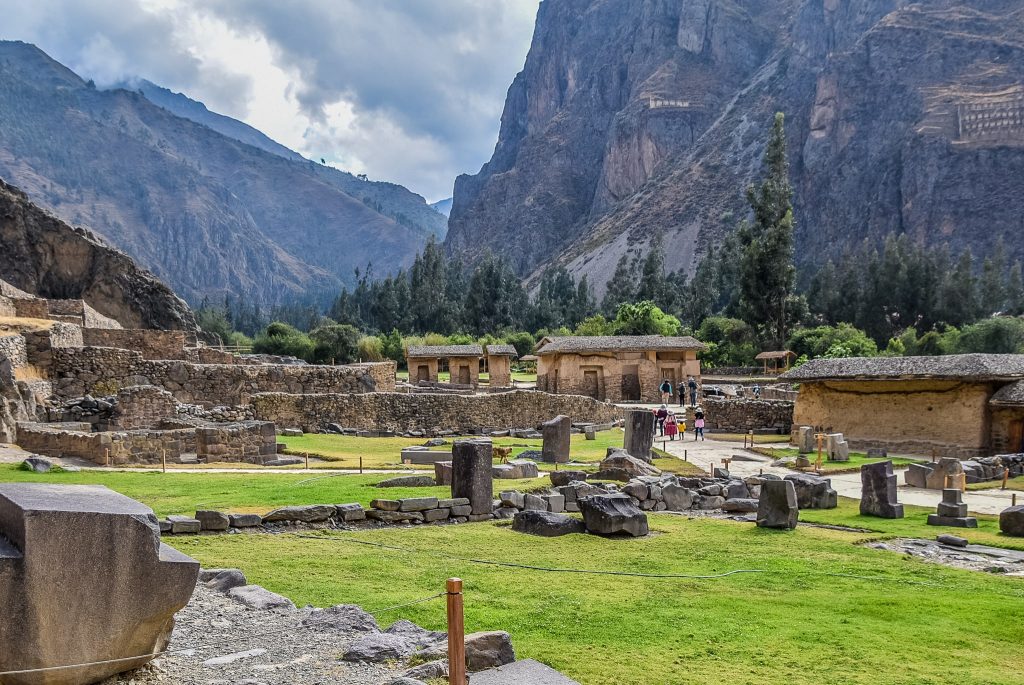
[653,404,706,441]
[659,376,700,408]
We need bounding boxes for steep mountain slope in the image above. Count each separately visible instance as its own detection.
[447,0,1024,294]
[0,178,195,330]
[430,198,453,217]
[0,41,441,305]
[125,79,448,241]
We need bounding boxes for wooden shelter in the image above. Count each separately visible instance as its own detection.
[756,350,797,374]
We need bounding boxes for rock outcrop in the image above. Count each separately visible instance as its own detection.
[447,0,1024,293]
[0,179,196,330]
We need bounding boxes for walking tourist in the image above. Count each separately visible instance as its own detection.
[664,411,679,441]
[687,376,699,407]
[655,404,668,436]
[678,382,686,407]
[659,378,673,404]
[694,408,705,441]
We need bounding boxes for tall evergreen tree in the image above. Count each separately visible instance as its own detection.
[737,112,796,347]
[602,253,638,316]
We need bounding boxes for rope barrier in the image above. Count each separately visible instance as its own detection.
[290,533,951,587]
[0,592,445,677]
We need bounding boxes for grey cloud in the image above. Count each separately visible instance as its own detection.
[195,0,538,197]
[0,0,253,116]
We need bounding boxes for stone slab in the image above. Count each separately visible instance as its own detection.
[469,659,582,685]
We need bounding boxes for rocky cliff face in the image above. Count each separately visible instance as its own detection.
[0,41,443,306]
[0,179,196,331]
[447,0,1024,293]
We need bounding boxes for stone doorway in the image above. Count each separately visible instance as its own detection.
[457,365,471,385]
[416,365,430,382]
[1011,420,1024,453]
[582,369,600,399]
[621,365,640,402]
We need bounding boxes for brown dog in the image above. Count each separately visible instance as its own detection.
[493,446,512,464]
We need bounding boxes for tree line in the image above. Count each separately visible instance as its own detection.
[197,112,1024,365]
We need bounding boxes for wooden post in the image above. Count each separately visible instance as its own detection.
[359,455,363,474]
[305,452,309,470]
[447,578,466,685]
[684,449,687,461]
[161,450,166,474]
[1013,493,1018,507]
[931,449,936,463]
[1003,468,1010,490]
[105,448,110,467]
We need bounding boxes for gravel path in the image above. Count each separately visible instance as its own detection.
[97,584,416,685]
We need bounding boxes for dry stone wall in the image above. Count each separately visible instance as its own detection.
[82,328,190,360]
[0,294,15,317]
[196,422,278,463]
[250,390,624,433]
[15,422,195,465]
[110,385,177,430]
[0,335,27,368]
[686,398,794,433]
[50,347,395,405]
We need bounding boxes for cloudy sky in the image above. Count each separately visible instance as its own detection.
[0,0,540,202]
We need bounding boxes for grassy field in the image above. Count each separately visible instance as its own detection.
[967,475,1024,492]
[754,447,919,473]
[0,464,544,517]
[280,430,630,470]
[168,516,1024,685]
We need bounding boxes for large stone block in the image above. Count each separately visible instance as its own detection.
[578,493,648,537]
[0,483,199,685]
[796,426,815,454]
[623,410,655,462]
[511,510,586,537]
[999,505,1024,537]
[451,438,493,515]
[541,415,571,464]
[784,474,837,509]
[926,458,964,490]
[756,480,799,530]
[860,461,904,519]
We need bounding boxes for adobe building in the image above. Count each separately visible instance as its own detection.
[535,335,705,402]
[405,344,483,387]
[782,354,1024,458]
[485,344,518,388]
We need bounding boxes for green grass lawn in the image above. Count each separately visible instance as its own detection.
[168,517,1024,685]
[967,475,1024,492]
[709,432,791,444]
[279,430,628,470]
[0,464,541,517]
[754,447,919,473]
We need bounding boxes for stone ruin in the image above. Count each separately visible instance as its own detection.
[0,483,198,685]
[623,409,654,462]
[541,414,571,463]
[905,457,965,490]
[927,488,977,528]
[860,461,904,519]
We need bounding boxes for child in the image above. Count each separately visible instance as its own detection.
[694,408,705,441]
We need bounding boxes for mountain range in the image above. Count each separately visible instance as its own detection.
[0,40,447,307]
[446,0,1024,295]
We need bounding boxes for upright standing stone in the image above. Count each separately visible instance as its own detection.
[927,488,977,528]
[0,483,199,685]
[796,426,815,454]
[756,480,799,530]
[623,409,655,463]
[826,433,849,462]
[860,461,904,518]
[541,415,571,464]
[451,439,493,516]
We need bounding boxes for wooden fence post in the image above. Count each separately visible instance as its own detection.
[162,450,166,473]
[447,578,466,685]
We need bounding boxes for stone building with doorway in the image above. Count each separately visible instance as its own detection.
[405,345,483,387]
[535,335,705,402]
[485,344,518,388]
[782,354,1024,458]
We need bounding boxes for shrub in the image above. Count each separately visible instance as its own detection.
[955,317,1024,354]
[788,323,877,359]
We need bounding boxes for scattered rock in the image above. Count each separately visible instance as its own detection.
[1000,505,1024,537]
[204,568,248,593]
[262,505,335,523]
[465,631,516,671]
[229,513,263,528]
[511,510,586,537]
[756,480,798,530]
[784,473,838,510]
[303,604,380,633]
[377,475,436,488]
[937,534,969,548]
[227,585,296,610]
[578,493,648,537]
[549,470,588,487]
[21,456,52,473]
[195,510,230,531]
[167,514,202,534]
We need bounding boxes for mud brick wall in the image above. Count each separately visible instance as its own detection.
[249,389,624,433]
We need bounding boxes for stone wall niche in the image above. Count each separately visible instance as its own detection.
[0,483,199,685]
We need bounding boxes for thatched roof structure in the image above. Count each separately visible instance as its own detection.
[536,335,706,355]
[485,344,518,357]
[406,344,483,358]
[781,354,1024,382]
